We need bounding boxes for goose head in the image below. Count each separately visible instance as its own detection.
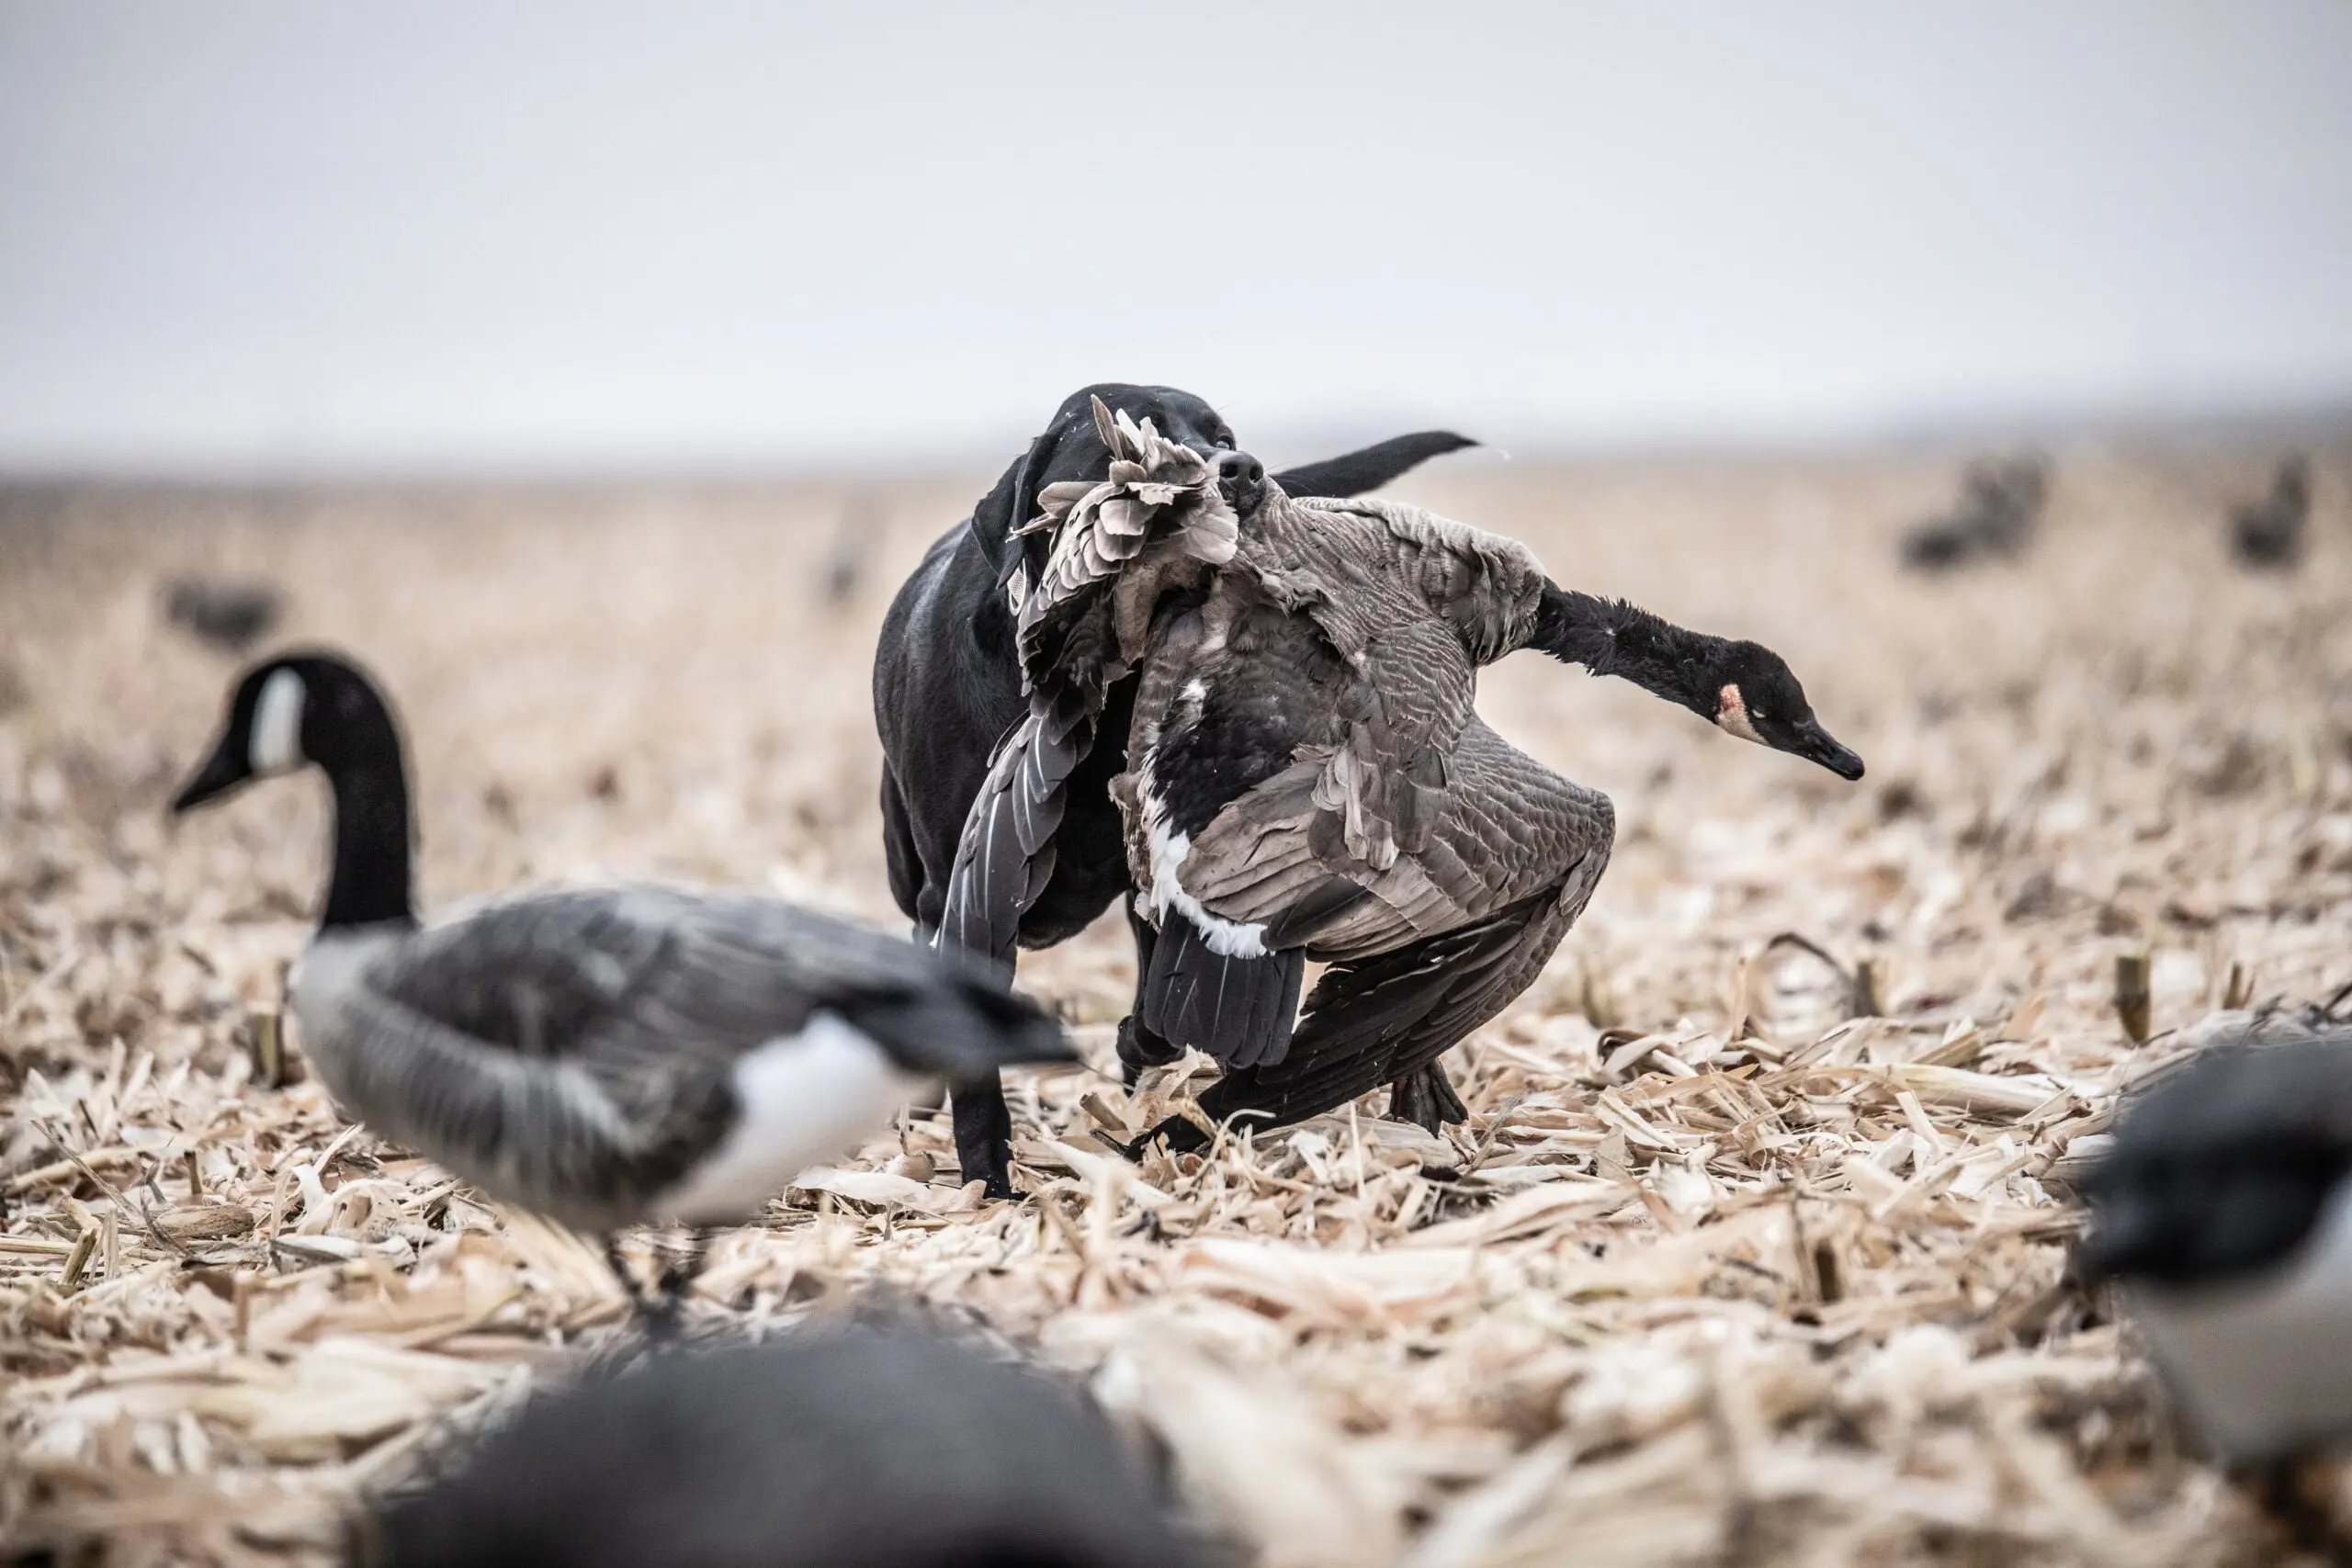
[173,652,392,811]
[1700,642,1865,781]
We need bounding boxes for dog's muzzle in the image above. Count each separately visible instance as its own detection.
[1216,449,1266,515]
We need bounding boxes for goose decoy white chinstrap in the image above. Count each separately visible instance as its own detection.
[170,652,1071,1239]
[2080,1011,2352,1464]
[1097,485,1864,1147]
[361,1325,1206,1568]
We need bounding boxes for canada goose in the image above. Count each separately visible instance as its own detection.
[2231,454,2312,570]
[361,1325,1205,1568]
[2079,1012,2352,1464]
[876,381,1473,1195]
[171,652,1069,1302]
[161,575,286,652]
[1096,486,1864,1145]
[1900,455,2049,572]
[948,475,1862,1157]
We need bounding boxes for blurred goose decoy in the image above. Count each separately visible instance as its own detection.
[1900,455,2049,572]
[361,1325,1206,1568]
[2231,454,2312,570]
[171,652,1069,1305]
[2079,1013,2352,1463]
[161,575,286,652]
[953,478,1863,1155]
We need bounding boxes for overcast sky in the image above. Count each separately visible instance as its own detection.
[3,2,2348,474]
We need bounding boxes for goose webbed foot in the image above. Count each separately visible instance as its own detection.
[1114,1013,1181,1089]
[1140,1111,1212,1157]
[1386,1064,1469,1135]
[603,1229,716,1339]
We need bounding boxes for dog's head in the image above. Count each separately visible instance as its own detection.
[970,383,1265,595]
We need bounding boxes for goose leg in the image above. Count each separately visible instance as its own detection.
[1116,903,1182,1087]
[646,1227,716,1338]
[1386,1062,1469,1134]
[949,1077,1016,1201]
[603,1235,658,1319]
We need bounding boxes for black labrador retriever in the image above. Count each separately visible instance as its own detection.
[875,382,1472,1194]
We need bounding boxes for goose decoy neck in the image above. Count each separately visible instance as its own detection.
[1532,584,1865,781]
[172,651,419,931]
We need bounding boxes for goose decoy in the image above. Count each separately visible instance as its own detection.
[161,575,286,652]
[2231,454,2312,570]
[361,1325,1206,1568]
[876,382,1473,1196]
[1900,455,2049,572]
[1104,486,1863,1147]
[2079,1013,2352,1465]
[170,652,1069,1303]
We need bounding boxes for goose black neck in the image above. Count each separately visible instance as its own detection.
[316,694,418,931]
[1530,583,1719,716]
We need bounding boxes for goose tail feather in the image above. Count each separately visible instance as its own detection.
[1137,915,1305,1070]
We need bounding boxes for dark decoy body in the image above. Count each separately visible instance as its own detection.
[2081,1012,2352,1462]
[161,575,286,652]
[1900,455,2049,572]
[172,653,1068,1289]
[360,1326,1205,1568]
[875,382,1473,1194]
[2231,454,2312,570]
[949,479,1863,1155]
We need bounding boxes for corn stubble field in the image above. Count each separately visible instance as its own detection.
[3,449,2348,1567]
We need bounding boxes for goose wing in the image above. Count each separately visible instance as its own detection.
[307,887,1068,1225]
[1200,879,1599,1133]
[1166,718,1614,960]
[363,886,1067,1079]
[1282,494,1550,667]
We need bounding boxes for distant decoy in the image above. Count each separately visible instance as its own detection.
[161,576,286,652]
[2080,1012,2352,1463]
[876,381,1475,1196]
[170,651,1069,1308]
[2232,454,2312,570]
[360,1325,1206,1568]
[951,476,1864,1156]
[1900,455,2050,572]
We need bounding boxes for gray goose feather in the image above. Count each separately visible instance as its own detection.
[1116,487,1615,1121]
[294,886,1059,1232]
[936,397,1238,965]
[173,652,1068,1237]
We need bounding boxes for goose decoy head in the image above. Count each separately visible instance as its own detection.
[1705,643,1865,781]
[172,651,390,812]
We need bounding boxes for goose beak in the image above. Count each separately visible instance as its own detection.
[170,738,253,814]
[1792,722,1866,781]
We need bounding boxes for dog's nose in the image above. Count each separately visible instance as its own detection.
[1216,451,1264,489]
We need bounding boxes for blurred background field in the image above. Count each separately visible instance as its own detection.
[5,449,2350,1564]
[6,3,2352,1562]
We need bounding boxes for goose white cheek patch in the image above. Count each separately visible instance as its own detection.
[249,669,307,773]
[1715,683,1766,745]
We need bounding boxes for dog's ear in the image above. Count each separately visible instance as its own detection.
[968,426,1060,593]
